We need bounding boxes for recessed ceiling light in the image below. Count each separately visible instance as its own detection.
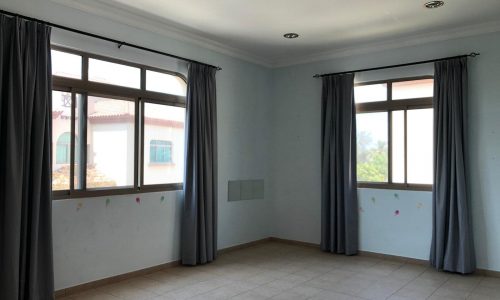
[424,1,444,9]
[283,33,299,39]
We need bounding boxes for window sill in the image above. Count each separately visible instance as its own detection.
[52,183,183,200]
[357,182,432,191]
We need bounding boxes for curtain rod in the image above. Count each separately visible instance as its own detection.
[313,52,479,78]
[0,9,222,71]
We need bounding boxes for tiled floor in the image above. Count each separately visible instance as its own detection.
[59,241,500,300]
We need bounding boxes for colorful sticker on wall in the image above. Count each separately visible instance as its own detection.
[416,202,423,209]
[136,197,141,204]
[76,202,83,211]
[371,197,376,204]
[394,193,399,199]
[106,198,111,207]
[394,209,400,216]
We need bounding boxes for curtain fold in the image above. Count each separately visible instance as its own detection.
[430,57,475,274]
[321,73,358,255]
[0,15,54,299]
[181,63,218,265]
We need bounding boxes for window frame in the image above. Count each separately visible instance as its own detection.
[51,46,186,200]
[355,75,433,191]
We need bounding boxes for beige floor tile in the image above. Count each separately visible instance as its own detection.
[58,242,500,300]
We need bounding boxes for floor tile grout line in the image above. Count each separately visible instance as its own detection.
[383,263,432,300]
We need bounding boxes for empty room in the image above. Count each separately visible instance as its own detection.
[1,0,500,299]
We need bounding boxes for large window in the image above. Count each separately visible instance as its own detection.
[51,46,186,199]
[355,77,433,190]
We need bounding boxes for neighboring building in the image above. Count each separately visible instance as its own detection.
[52,93,184,190]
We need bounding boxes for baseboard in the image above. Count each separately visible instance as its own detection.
[55,260,181,298]
[217,237,273,254]
[268,237,500,278]
[476,268,500,278]
[55,237,272,298]
[358,250,428,265]
[55,236,500,298]
[268,237,320,248]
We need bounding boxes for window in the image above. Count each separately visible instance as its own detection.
[355,76,433,190]
[56,132,71,164]
[143,103,185,185]
[51,50,82,79]
[51,46,187,198]
[150,140,173,164]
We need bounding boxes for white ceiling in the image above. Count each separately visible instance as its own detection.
[58,0,500,67]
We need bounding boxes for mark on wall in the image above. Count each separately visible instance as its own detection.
[394,193,399,199]
[161,195,165,202]
[76,202,83,211]
[359,207,364,213]
[394,209,400,216]
[136,197,141,204]
[371,197,376,204]
[417,202,423,209]
[106,198,110,207]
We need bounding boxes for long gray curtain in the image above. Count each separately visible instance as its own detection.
[430,57,475,274]
[0,15,54,299]
[181,63,218,265]
[321,73,358,255]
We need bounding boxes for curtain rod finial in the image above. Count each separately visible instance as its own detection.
[313,74,321,78]
[469,52,480,57]
[117,42,124,49]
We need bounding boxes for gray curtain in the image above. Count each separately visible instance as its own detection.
[0,15,54,299]
[321,73,358,255]
[430,57,475,274]
[181,63,218,265]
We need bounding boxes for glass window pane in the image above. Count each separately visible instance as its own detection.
[357,112,388,182]
[51,50,82,79]
[354,83,387,103]
[407,109,433,184]
[89,58,140,89]
[146,70,187,96]
[74,94,83,190]
[52,91,72,191]
[87,96,135,188]
[143,103,185,185]
[393,79,433,100]
[391,111,405,183]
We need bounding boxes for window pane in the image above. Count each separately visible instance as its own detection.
[143,103,185,185]
[87,96,135,188]
[89,58,140,89]
[146,70,187,96]
[407,109,433,184]
[393,79,433,100]
[51,50,82,79]
[52,91,72,191]
[357,112,388,182]
[74,94,83,190]
[391,111,405,183]
[354,83,387,103]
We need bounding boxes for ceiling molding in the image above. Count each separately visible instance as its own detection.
[51,0,500,69]
[50,0,274,67]
[271,19,500,68]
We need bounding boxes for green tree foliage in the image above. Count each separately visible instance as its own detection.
[357,131,388,182]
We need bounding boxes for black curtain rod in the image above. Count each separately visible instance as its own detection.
[313,52,479,78]
[0,9,222,71]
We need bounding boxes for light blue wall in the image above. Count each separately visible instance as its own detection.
[1,0,274,290]
[2,0,500,288]
[270,31,500,272]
